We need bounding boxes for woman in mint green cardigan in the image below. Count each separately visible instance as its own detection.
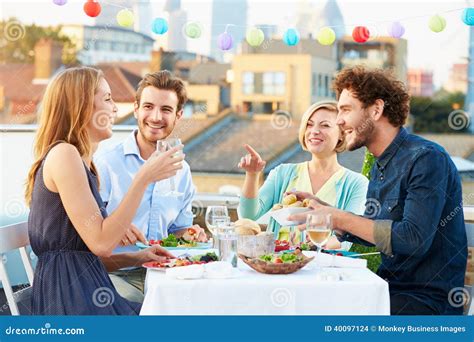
[238,101,368,250]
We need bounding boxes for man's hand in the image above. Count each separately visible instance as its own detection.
[120,224,147,246]
[288,200,342,232]
[180,225,208,242]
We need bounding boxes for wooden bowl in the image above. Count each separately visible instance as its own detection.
[238,254,314,274]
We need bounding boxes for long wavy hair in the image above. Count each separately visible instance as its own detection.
[25,67,103,205]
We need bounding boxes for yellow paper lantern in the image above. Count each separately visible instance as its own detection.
[117,9,134,28]
[317,27,336,45]
[429,14,446,32]
[246,27,264,47]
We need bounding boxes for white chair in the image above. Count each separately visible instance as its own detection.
[0,221,34,315]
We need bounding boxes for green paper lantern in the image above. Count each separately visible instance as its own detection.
[117,9,134,27]
[246,27,265,47]
[317,27,336,45]
[185,21,202,39]
[429,14,446,33]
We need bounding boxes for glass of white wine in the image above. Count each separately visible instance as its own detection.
[205,206,229,248]
[156,138,184,196]
[306,213,332,255]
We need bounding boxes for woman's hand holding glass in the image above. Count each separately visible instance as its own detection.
[138,144,184,184]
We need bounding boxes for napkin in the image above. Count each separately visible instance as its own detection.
[256,207,311,226]
[166,264,204,279]
[304,251,367,268]
[204,261,236,279]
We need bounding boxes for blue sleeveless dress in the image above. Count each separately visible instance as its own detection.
[28,158,141,315]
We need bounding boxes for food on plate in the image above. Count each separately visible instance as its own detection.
[192,252,219,263]
[239,249,314,274]
[182,227,200,242]
[147,229,202,248]
[274,239,290,252]
[272,194,312,211]
[234,218,261,235]
[258,250,304,264]
[144,252,218,269]
[281,194,297,206]
[272,203,284,211]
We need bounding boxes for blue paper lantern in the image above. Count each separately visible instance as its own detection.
[462,8,474,26]
[283,28,300,46]
[218,32,233,50]
[152,18,168,34]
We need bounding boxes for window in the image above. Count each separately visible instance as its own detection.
[263,72,285,95]
[242,72,254,95]
[312,73,317,96]
[243,72,285,95]
[324,75,329,97]
[318,74,324,97]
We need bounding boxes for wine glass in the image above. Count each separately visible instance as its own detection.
[205,206,229,248]
[156,138,184,197]
[306,213,332,255]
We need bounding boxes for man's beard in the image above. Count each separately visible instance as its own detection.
[139,116,178,145]
[347,110,375,151]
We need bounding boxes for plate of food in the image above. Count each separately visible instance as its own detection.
[142,252,218,271]
[239,249,314,274]
[136,228,212,250]
[256,194,312,226]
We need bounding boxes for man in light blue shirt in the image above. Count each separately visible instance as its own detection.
[95,70,207,303]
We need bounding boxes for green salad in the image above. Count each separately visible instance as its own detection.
[259,251,303,264]
[160,234,197,247]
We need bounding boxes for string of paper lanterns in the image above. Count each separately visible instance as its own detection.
[52,2,474,49]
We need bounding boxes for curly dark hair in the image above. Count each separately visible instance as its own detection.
[333,66,410,127]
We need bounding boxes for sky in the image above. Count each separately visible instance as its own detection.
[1,0,472,88]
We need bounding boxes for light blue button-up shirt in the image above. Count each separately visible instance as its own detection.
[94,130,195,253]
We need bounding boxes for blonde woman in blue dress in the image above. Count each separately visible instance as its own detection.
[238,101,368,250]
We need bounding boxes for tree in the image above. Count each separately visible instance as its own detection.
[410,91,469,133]
[0,18,77,65]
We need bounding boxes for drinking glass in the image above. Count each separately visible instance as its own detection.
[306,213,332,254]
[204,206,229,248]
[156,138,184,196]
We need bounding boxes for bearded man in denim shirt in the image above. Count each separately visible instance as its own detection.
[291,66,467,315]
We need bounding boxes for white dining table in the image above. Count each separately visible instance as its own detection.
[140,249,390,315]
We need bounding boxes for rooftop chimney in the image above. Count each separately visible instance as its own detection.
[33,38,63,84]
[149,48,163,73]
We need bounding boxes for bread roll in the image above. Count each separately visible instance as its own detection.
[235,226,256,235]
[272,203,284,211]
[282,194,297,206]
[234,218,261,235]
[288,200,303,207]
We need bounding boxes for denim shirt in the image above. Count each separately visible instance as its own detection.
[342,127,467,314]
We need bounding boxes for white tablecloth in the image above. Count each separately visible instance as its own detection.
[140,250,390,315]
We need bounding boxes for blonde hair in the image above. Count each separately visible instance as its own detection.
[25,67,104,205]
[298,100,346,153]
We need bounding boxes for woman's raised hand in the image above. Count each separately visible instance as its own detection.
[238,144,266,174]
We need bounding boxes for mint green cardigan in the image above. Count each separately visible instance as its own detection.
[238,163,369,243]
